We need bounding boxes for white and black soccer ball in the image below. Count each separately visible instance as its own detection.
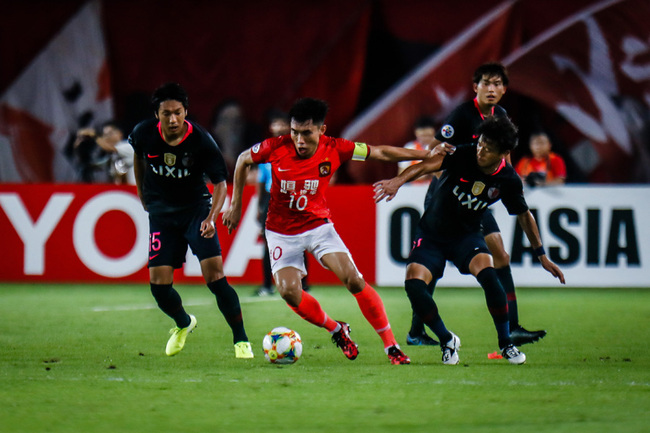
[262,327,302,364]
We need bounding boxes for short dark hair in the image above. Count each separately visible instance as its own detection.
[413,116,436,130]
[289,98,329,124]
[477,116,518,153]
[151,83,189,112]
[473,62,509,87]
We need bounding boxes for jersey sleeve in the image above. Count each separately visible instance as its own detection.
[202,131,229,184]
[352,142,369,161]
[501,175,529,215]
[250,137,276,164]
[127,121,145,155]
[436,105,466,143]
[333,137,366,162]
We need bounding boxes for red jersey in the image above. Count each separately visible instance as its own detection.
[515,152,567,182]
[250,134,368,235]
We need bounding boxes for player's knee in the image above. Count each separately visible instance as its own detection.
[343,273,365,294]
[404,278,428,299]
[203,271,225,284]
[149,267,173,285]
[279,284,302,307]
[491,249,510,268]
[200,257,225,283]
[486,234,510,267]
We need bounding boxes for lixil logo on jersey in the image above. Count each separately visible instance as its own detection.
[452,185,489,212]
[441,124,454,139]
[151,165,190,179]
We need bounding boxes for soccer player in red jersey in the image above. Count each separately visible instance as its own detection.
[223,98,431,365]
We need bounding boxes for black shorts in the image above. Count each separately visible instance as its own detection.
[480,210,501,236]
[407,231,490,277]
[147,203,221,269]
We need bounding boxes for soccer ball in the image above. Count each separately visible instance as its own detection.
[262,327,302,364]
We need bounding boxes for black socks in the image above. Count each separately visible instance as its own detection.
[208,277,248,344]
[496,265,519,328]
[404,278,451,344]
[150,283,190,328]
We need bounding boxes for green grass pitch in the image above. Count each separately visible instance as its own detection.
[0,283,648,433]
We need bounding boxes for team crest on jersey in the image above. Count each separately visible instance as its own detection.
[164,153,176,166]
[319,161,332,177]
[471,181,485,196]
[487,187,500,199]
[441,124,454,139]
[252,143,261,153]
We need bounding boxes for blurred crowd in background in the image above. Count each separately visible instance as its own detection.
[69,99,575,188]
[2,0,649,185]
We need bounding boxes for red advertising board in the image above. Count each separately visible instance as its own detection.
[0,184,376,284]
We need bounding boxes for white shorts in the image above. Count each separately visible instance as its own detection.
[265,223,351,277]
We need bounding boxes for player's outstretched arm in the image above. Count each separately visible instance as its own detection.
[222,149,254,234]
[366,144,430,162]
[373,155,443,203]
[517,211,566,284]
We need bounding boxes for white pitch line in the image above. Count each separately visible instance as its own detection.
[23,375,650,388]
[92,296,281,312]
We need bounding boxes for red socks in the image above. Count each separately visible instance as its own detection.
[289,290,338,332]
[288,284,399,349]
[353,284,397,348]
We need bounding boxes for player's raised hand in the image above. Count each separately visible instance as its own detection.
[222,206,242,234]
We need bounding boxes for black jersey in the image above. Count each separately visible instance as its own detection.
[420,143,528,240]
[424,98,509,213]
[436,99,508,145]
[129,119,228,214]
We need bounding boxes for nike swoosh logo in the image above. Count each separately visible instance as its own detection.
[147,154,159,158]
[149,254,160,260]
[278,168,291,172]
[460,178,469,182]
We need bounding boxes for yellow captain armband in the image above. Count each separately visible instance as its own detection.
[352,142,369,161]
